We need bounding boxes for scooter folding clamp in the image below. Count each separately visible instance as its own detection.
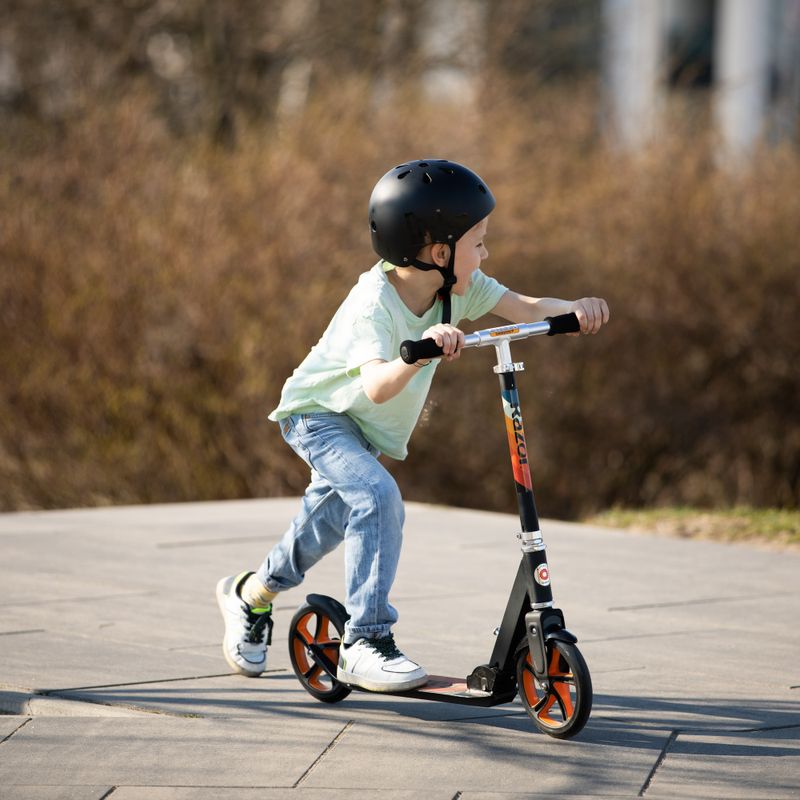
[493,361,525,374]
[517,530,546,552]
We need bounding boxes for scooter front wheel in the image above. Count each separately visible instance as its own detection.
[288,596,351,704]
[516,639,592,738]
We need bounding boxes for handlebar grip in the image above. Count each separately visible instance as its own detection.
[545,312,581,336]
[399,337,446,364]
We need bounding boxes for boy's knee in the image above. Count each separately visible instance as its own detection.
[364,474,404,523]
[374,476,403,515]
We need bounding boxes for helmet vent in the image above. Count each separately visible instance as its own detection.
[478,184,487,194]
[370,221,377,232]
[438,166,455,175]
[422,172,433,184]
[395,164,409,170]
[397,170,412,180]
[418,162,429,167]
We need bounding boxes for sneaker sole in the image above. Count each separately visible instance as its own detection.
[215,578,266,678]
[336,667,428,693]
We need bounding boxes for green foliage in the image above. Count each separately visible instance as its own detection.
[1,83,799,514]
[586,507,800,548]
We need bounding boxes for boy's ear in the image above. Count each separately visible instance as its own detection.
[431,243,450,267]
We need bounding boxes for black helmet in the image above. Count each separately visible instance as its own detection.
[369,159,495,267]
[368,159,495,324]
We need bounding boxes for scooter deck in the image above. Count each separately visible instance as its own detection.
[357,674,516,707]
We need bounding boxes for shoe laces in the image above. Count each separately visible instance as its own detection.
[367,634,402,661]
[243,604,273,646]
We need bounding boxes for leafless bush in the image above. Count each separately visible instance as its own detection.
[1,73,798,514]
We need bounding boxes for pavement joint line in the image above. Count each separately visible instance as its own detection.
[20,626,243,660]
[157,535,272,549]
[60,626,293,657]
[438,709,526,723]
[591,666,647,674]
[293,719,354,788]
[0,629,46,636]
[582,628,718,644]
[0,590,155,608]
[1,688,202,718]
[97,787,117,799]
[393,591,478,602]
[721,722,800,734]
[609,591,794,612]
[637,728,678,797]
[0,717,31,743]
[39,691,206,718]
[39,670,285,692]
[595,713,800,735]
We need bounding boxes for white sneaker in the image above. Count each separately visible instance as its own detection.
[337,635,428,692]
[215,572,273,677]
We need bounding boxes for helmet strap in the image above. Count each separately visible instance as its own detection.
[408,243,457,324]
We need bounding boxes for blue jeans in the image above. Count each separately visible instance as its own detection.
[257,412,404,644]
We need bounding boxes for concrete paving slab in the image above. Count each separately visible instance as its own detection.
[0,629,229,692]
[1,498,799,799]
[299,715,668,796]
[646,725,800,799]
[0,715,348,788]
[0,590,310,664]
[590,691,800,735]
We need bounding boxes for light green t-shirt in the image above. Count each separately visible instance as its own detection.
[268,262,508,460]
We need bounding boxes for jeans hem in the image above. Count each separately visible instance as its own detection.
[344,623,392,644]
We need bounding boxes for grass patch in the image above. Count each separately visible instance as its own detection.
[585,507,800,549]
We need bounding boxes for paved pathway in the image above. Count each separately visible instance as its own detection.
[1,499,798,799]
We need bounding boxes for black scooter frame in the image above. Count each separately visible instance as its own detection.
[301,318,583,708]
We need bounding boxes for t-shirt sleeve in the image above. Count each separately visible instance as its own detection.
[462,269,508,321]
[344,306,394,377]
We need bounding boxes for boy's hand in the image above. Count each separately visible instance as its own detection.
[569,297,610,335]
[422,324,465,361]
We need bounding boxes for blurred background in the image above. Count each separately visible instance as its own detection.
[1,0,798,521]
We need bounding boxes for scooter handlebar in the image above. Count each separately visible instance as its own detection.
[399,337,445,364]
[399,312,580,364]
[545,312,581,335]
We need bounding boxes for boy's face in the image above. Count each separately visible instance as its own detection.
[451,216,489,295]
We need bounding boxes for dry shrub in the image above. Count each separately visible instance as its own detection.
[1,81,798,515]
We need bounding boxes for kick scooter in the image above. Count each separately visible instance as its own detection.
[287,312,592,739]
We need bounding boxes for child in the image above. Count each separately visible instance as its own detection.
[217,159,609,692]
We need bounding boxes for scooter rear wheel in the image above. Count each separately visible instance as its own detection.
[288,597,351,704]
[516,639,592,738]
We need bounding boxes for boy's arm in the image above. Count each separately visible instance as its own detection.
[360,324,463,404]
[491,290,610,335]
[360,359,423,404]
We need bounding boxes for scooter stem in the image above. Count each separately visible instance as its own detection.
[493,339,538,534]
[492,338,554,611]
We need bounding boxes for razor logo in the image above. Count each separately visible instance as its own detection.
[490,325,520,338]
[511,404,528,465]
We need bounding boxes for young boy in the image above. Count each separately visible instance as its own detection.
[216,159,609,692]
